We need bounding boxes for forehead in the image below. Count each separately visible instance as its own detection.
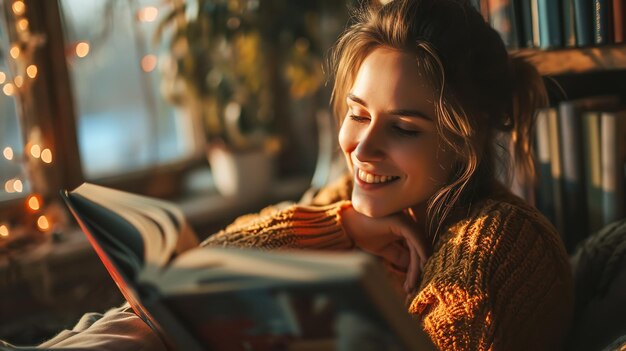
[349,47,435,109]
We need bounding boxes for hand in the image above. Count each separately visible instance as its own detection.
[340,204,431,293]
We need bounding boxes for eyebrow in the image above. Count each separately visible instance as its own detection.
[347,93,433,121]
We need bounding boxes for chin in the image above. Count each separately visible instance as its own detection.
[351,198,394,218]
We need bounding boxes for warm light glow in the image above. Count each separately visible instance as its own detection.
[138,6,158,22]
[141,54,157,72]
[76,42,90,58]
[12,1,25,15]
[14,75,23,88]
[30,144,41,158]
[3,83,15,96]
[3,147,13,160]
[28,195,41,210]
[37,215,50,231]
[0,72,6,84]
[10,45,20,59]
[4,180,14,193]
[17,18,29,31]
[0,225,8,237]
[14,179,23,193]
[41,148,52,163]
[26,65,37,78]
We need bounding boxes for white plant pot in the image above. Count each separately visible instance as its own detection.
[208,145,274,199]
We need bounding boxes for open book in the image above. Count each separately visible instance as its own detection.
[61,183,433,351]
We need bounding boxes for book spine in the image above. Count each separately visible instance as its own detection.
[558,101,588,251]
[481,0,491,22]
[538,0,563,48]
[581,111,604,233]
[562,0,577,47]
[534,108,556,224]
[614,0,626,43]
[531,0,541,47]
[574,0,594,46]
[489,0,520,48]
[520,0,535,47]
[547,108,566,243]
[593,0,612,44]
[600,111,626,226]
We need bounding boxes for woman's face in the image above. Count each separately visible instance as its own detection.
[339,47,457,217]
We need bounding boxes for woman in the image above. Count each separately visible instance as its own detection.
[27,0,573,350]
[202,0,573,349]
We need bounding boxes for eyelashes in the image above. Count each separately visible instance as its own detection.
[348,115,422,137]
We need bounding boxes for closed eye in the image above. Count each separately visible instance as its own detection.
[349,115,370,123]
[393,126,421,137]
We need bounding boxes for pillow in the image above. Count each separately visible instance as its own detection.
[568,219,626,351]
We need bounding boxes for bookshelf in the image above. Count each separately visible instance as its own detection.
[516,43,626,253]
[515,44,626,75]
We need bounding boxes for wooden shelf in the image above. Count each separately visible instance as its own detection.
[514,44,626,75]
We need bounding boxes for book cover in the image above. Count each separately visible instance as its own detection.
[593,0,612,44]
[562,0,577,47]
[547,107,566,243]
[534,108,556,226]
[519,0,535,47]
[531,0,541,47]
[581,111,604,233]
[537,0,563,48]
[489,0,520,48]
[600,109,626,226]
[573,0,594,46]
[61,183,433,351]
[614,0,626,43]
[558,96,620,250]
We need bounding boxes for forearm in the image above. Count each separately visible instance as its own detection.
[200,201,354,250]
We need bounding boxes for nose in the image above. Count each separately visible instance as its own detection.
[353,123,385,163]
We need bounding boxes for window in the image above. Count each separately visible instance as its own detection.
[60,0,200,179]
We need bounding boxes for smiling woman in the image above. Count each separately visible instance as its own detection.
[15,0,574,350]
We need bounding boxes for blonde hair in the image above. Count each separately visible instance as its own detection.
[327,0,548,241]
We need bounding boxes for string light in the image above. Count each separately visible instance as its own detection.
[3,147,13,160]
[30,144,41,158]
[75,42,90,58]
[26,65,37,78]
[12,1,25,16]
[141,54,157,72]
[14,75,23,88]
[41,148,52,163]
[138,7,158,22]
[27,195,41,211]
[0,225,8,237]
[37,215,49,231]
[14,179,23,192]
[4,180,15,193]
[17,18,28,31]
[3,83,15,96]
[9,45,20,59]
[0,72,6,84]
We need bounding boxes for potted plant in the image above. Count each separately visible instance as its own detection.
[155,0,330,197]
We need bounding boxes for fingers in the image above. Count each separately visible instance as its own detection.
[376,242,410,270]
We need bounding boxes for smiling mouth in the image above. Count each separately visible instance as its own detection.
[356,168,400,184]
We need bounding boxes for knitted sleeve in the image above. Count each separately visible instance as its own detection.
[408,200,574,351]
[200,201,355,250]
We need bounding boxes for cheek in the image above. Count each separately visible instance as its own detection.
[338,120,356,155]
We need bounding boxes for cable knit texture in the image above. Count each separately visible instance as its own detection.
[201,176,574,350]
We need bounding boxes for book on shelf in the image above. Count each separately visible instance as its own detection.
[534,108,556,226]
[600,109,626,227]
[573,0,593,46]
[581,110,604,233]
[614,0,626,43]
[488,0,520,48]
[593,0,612,45]
[537,0,563,48]
[562,0,577,47]
[61,183,433,351]
[557,95,620,250]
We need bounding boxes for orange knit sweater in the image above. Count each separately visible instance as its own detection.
[201,179,574,351]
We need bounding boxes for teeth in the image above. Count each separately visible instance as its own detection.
[357,169,397,184]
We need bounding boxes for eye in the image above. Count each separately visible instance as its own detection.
[393,125,421,137]
[349,115,370,123]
